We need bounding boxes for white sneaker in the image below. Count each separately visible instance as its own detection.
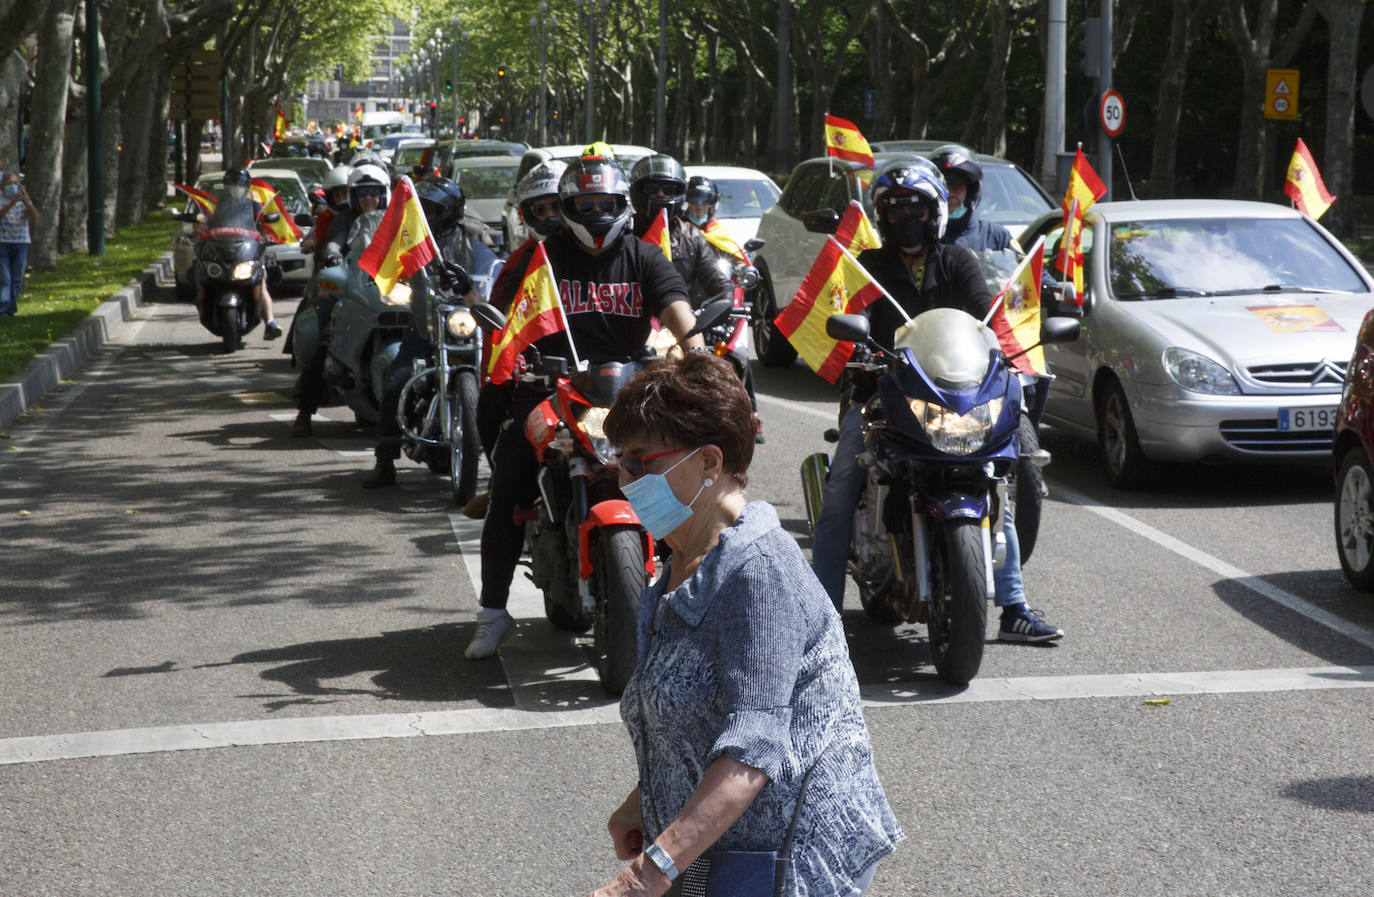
[465,608,515,660]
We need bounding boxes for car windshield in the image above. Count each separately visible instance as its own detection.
[394,145,431,167]
[453,164,519,199]
[978,165,1053,225]
[1108,217,1370,299]
[713,178,781,219]
[383,133,425,150]
[269,142,311,158]
[251,176,311,216]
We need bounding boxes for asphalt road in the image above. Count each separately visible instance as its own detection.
[2,294,1373,896]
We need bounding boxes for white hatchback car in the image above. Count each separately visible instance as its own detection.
[683,164,781,246]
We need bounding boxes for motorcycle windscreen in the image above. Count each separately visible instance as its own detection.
[570,361,645,408]
[204,195,260,236]
[892,307,997,390]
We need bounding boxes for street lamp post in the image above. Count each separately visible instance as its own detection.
[574,0,607,143]
[452,19,468,137]
[530,2,555,146]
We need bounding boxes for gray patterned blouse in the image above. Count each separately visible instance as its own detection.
[620,501,904,897]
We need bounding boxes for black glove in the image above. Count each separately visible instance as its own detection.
[439,260,473,296]
[323,251,343,268]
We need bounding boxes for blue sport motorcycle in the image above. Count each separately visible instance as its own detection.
[801,306,1078,685]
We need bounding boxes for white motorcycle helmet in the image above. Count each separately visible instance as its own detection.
[324,164,354,213]
[347,163,391,213]
[559,156,632,251]
[516,159,569,238]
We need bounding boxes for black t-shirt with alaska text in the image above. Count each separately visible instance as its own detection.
[532,230,690,365]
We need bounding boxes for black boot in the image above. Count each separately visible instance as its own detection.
[362,457,397,488]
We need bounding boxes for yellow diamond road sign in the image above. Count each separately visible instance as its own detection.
[1266,68,1298,120]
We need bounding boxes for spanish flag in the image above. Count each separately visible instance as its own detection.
[774,237,884,383]
[1055,146,1106,297]
[353,105,364,122]
[835,200,881,254]
[273,103,289,140]
[824,114,874,167]
[487,242,568,385]
[641,207,672,261]
[173,182,216,217]
[358,175,440,296]
[1285,138,1336,221]
[987,235,1047,376]
[701,220,748,264]
[249,179,304,244]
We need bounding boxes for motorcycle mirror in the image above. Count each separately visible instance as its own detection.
[1056,280,1077,306]
[683,297,735,340]
[743,238,766,254]
[262,212,281,223]
[469,301,507,332]
[825,313,870,343]
[802,208,842,235]
[733,265,760,291]
[294,213,314,228]
[1040,316,1081,345]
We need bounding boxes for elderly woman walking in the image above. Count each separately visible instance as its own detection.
[590,353,903,897]
[0,171,36,317]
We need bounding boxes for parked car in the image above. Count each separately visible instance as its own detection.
[683,164,781,245]
[1012,198,1374,488]
[249,157,333,198]
[391,137,436,180]
[501,143,655,247]
[448,155,521,250]
[749,150,1054,367]
[1334,308,1374,591]
[170,169,315,297]
[268,135,331,159]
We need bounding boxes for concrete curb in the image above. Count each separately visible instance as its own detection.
[0,251,174,433]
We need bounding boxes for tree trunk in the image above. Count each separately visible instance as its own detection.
[27,0,77,269]
[1315,0,1362,237]
[142,69,170,217]
[59,97,86,253]
[0,45,25,166]
[1149,0,1219,198]
[117,61,156,226]
[1224,0,1277,200]
[975,0,1012,156]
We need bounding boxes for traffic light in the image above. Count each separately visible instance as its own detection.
[497,67,506,81]
[428,100,436,115]
[444,79,453,92]
[475,80,483,90]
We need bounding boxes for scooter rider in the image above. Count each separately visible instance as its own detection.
[361,177,484,488]
[809,160,1063,642]
[929,143,1017,253]
[683,174,718,229]
[465,155,706,661]
[195,167,283,340]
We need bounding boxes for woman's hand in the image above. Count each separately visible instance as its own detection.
[588,860,671,897]
[607,788,644,861]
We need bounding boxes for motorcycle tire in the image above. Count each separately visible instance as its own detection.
[926,518,987,686]
[221,306,240,354]
[450,370,481,506]
[750,262,797,368]
[1335,447,1374,592]
[1011,414,1045,566]
[593,525,647,697]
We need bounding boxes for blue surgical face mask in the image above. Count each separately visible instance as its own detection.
[687,211,709,226]
[619,447,710,539]
[3,184,17,198]
[948,204,968,220]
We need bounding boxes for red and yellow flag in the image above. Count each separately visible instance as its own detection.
[774,238,884,383]
[358,175,440,296]
[273,103,289,140]
[824,114,874,167]
[988,235,1047,376]
[641,207,672,261]
[353,105,364,122]
[834,200,881,254]
[1285,137,1336,220]
[487,242,568,385]
[701,219,748,264]
[1054,147,1106,298]
[249,179,304,244]
[173,182,217,217]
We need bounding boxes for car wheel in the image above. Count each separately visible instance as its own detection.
[1097,378,1150,489]
[751,262,797,368]
[1335,448,1374,592]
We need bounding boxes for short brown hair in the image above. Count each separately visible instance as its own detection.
[605,352,755,483]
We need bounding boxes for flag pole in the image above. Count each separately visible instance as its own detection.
[830,238,910,323]
[981,235,1046,326]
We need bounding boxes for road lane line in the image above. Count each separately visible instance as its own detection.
[3,666,1370,766]
[753,392,838,422]
[1054,484,1374,652]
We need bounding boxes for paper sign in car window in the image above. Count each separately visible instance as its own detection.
[1247,304,1344,334]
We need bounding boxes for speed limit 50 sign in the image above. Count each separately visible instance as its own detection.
[1100,89,1125,138]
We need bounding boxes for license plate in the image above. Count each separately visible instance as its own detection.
[1277,406,1338,431]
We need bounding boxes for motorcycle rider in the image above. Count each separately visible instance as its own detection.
[683,174,719,229]
[299,164,352,263]
[361,177,491,487]
[466,155,706,660]
[194,167,283,340]
[809,161,1063,642]
[929,143,1018,253]
[628,155,731,306]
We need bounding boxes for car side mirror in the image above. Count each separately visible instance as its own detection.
[294,213,314,227]
[802,208,841,235]
[825,313,869,342]
[743,238,766,254]
[1040,316,1081,345]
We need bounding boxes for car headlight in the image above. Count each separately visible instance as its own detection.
[575,406,615,463]
[1163,347,1239,395]
[907,396,1003,455]
[231,261,256,280]
[385,281,412,306]
[446,309,477,339]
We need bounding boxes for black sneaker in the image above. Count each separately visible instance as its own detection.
[362,458,396,488]
[264,321,283,341]
[998,606,1064,643]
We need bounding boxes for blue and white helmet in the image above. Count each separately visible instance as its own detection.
[869,158,947,251]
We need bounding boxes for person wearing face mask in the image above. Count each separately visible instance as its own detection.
[588,352,903,897]
[928,144,1016,253]
[0,172,37,317]
[809,160,1063,643]
[464,155,706,661]
[629,155,730,308]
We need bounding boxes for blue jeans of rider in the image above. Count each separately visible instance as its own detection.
[0,241,27,316]
[811,404,1025,612]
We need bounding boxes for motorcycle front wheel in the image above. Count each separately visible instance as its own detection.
[450,370,481,506]
[593,525,647,697]
[220,304,240,353]
[926,518,987,686]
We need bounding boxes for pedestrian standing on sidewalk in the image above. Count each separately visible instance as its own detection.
[0,171,36,317]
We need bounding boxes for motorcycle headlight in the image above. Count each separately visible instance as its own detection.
[205,262,225,279]
[908,396,1003,455]
[1163,347,1240,395]
[231,261,256,280]
[385,281,412,306]
[446,309,477,339]
[575,406,615,463]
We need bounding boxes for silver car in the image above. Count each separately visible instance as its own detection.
[1017,198,1374,487]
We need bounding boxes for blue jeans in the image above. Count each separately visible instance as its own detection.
[810,404,1027,611]
[0,241,27,315]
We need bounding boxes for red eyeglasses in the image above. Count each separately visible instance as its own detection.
[614,446,686,478]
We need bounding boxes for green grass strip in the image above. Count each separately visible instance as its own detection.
[0,215,177,382]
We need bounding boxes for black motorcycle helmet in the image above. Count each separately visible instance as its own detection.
[628,154,688,227]
[222,167,252,202]
[684,175,719,226]
[415,176,466,239]
[928,143,982,213]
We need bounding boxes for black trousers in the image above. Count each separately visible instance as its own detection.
[478,388,546,609]
[374,331,431,461]
[296,297,336,417]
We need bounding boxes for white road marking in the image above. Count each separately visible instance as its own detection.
[753,392,838,422]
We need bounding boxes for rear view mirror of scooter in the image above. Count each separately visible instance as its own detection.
[1040,316,1081,345]
[469,301,507,333]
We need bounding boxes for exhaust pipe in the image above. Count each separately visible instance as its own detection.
[799,453,831,538]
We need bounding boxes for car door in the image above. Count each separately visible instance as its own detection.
[1027,213,1100,435]
[758,162,835,306]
